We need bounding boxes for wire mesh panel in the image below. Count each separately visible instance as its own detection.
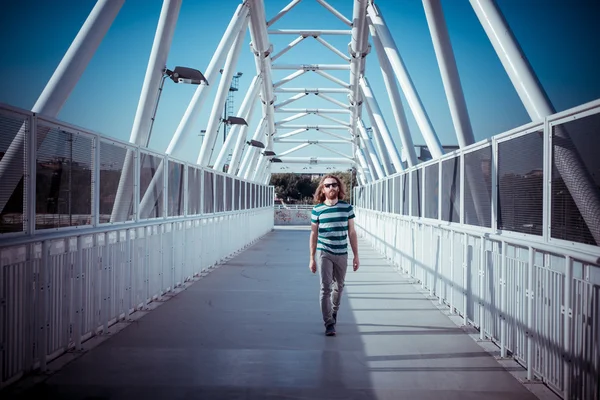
[425,163,439,219]
[464,146,492,228]
[392,175,400,214]
[167,160,184,217]
[36,126,93,229]
[99,141,134,223]
[240,181,246,210]
[203,171,214,214]
[386,178,393,213]
[411,169,421,217]
[441,156,460,223]
[187,167,202,215]
[139,151,163,219]
[551,113,600,245]
[0,112,29,233]
[215,174,224,213]
[225,176,233,211]
[402,174,409,216]
[498,132,543,235]
[234,179,241,210]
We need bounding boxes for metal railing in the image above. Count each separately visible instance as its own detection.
[354,99,600,400]
[0,103,275,388]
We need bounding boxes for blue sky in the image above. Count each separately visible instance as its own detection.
[1,0,599,173]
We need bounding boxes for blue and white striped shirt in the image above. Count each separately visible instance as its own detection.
[311,201,355,255]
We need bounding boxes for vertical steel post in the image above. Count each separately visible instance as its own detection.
[500,241,507,358]
[526,246,535,381]
[563,255,572,399]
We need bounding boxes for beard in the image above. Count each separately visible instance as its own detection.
[326,190,338,200]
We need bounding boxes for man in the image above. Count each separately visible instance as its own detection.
[309,175,359,336]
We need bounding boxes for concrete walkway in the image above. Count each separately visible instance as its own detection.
[10,227,546,399]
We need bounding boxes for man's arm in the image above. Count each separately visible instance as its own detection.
[348,219,359,271]
[309,222,318,273]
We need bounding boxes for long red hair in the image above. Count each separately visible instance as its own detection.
[313,175,346,204]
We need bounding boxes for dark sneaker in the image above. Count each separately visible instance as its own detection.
[332,312,337,325]
[325,324,336,336]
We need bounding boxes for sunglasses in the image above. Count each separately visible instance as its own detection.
[324,183,338,189]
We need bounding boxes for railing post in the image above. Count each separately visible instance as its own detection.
[526,246,535,381]
[563,255,572,399]
[26,114,37,235]
[500,240,507,358]
[450,230,455,314]
[463,233,468,325]
[92,137,100,226]
[39,240,49,372]
[479,236,486,341]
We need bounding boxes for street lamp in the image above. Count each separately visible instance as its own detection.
[147,65,208,147]
[208,116,248,163]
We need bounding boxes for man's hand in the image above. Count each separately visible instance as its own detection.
[309,259,317,273]
[353,257,360,272]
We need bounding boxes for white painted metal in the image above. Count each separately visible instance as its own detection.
[276,124,349,130]
[112,0,180,222]
[266,0,302,27]
[314,36,351,62]
[274,87,350,94]
[367,14,417,167]
[276,156,355,164]
[274,139,349,144]
[197,22,248,166]
[271,35,307,62]
[356,148,373,182]
[423,0,475,148]
[214,75,261,171]
[272,63,351,70]
[275,112,309,125]
[315,0,352,26]
[316,113,351,127]
[273,69,307,87]
[274,93,308,109]
[317,93,352,109]
[363,97,393,175]
[268,29,352,36]
[228,101,261,174]
[357,119,383,180]
[248,0,277,181]
[276,108,351,114]
[313,70,350,88]
[166,3,250,157]
[237,118,265,178]
[360,76,403,172]
[277,143,311,156]
[0,0,124,213]
[314,143,352,160]
[367,2,443,159]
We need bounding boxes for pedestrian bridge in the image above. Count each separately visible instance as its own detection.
[1,1,599,399]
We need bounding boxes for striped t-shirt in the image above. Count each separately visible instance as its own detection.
[311,201,355,255]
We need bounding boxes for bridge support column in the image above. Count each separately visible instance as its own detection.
[111,0,180,222]
[357,120,383,180]
[218,75,261,173]
[367,2,443,159]
[360,76,403,173]
[198,21,249,166]
[367,14,417,167]
[423,0,475,148]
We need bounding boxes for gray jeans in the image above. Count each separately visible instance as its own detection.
[318,250,348,326]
